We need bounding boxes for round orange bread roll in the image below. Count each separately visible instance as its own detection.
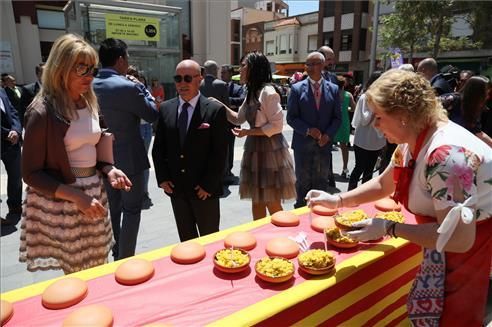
[312,205,338,216]
[62,304,113,327]
[311,216,335,233]
[1,300,13,325]
[170,241,206,264]
[224,231,257,251]
[265,237,300,259]
[271,211,299,227]
[115,258,155,285]
[41,277,88,310]
[374,197,401,212]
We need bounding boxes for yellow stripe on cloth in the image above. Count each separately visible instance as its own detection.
[1,214,276,303]
[293,253,420,326]
[375,305,412,327]
[342,280,413,326]
[208,238,416,327]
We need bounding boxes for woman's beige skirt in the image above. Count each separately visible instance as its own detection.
[19,173,113,274]
[239,133,296,203]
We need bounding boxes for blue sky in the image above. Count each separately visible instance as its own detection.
[285,0,319,16]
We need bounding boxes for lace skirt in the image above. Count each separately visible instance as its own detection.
[239,133,296,203]
[19,173,113,274]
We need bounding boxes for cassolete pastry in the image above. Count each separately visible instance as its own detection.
[298,249,335,269]
[375,211,405,223]
[334,209,368,230]
[325,227,358,244]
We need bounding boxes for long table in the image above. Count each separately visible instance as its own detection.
[1,203,421,326]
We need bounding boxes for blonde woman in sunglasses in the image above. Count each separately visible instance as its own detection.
[20,34,132,274]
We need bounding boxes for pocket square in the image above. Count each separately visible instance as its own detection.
[198,123,210,129]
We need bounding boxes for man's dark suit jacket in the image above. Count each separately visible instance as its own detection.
[287,78,341,154]
[1,88,22,156]
[200,75,230,107]
[322,70,338,85]
[152,95,228,198]
[227,82,245,109]
[20,82,40,126]
[5,86,22,114]
[430,73,453,96]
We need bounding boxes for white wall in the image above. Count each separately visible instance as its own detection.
[0,0,25,83]
[298,23,318,58]
[38,29,65,43]
[16,16,42,84]
[323,16,335,32]
[191,0,231,66]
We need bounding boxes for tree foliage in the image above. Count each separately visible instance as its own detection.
[379,0,484,60]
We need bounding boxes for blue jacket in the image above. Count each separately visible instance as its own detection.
[287,78,341,153]
[93,68,158,175]
[1,88,22,155]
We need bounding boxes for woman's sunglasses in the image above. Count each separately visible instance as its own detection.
[173,74,199,83]
[74,64,99,77]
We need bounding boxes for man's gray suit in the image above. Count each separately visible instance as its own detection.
[93,68,158,259]
[200,75,230,106]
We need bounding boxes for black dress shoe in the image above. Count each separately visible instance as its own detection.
[0,217,13,226]
[142,194,153,210]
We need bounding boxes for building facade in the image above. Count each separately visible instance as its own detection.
[317,0,371,84]
[1,0,231,93]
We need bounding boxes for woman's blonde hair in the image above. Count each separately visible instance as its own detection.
[34,33,99,120]
[365,69,447,132]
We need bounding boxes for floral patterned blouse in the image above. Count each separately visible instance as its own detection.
[391,121,492,222]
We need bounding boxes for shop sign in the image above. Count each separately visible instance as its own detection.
[389,47,404,68]
[106,13,160,41]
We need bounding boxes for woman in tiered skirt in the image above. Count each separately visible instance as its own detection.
[213,51,296,220]
[19,34,131,274]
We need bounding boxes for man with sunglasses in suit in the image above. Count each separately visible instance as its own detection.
[93,38,158,261]
[152,59,228,242]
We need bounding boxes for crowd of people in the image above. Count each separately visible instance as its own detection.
[1,33,491,324]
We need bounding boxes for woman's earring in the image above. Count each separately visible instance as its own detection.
[401,120,407,126]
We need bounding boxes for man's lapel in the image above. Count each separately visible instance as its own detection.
[320,80,330,109]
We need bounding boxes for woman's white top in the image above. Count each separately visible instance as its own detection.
[236,85,283,137]
[64,108,101,168]
[351,93,386,151]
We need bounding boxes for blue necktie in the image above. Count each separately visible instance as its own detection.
[179,102,190,146]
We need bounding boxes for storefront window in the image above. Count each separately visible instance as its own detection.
[81,6,180,50]
[66,1,182,91]
[37,9,65,30]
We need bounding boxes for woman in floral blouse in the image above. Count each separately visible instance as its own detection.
[307,69,492,326]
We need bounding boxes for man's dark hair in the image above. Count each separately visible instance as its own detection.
[98,38,128,67]
[222,64,234,74]
[35,63,45,75]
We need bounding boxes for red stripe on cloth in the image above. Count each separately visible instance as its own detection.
[386,308,410,327]
[255,243,421,326]
[324,268,418,326]
[362,293,409,327]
